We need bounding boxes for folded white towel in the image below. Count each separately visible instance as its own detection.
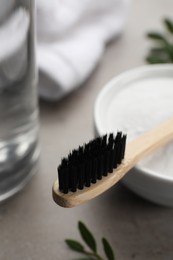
[37,0,129,101]
[0,0,129,100]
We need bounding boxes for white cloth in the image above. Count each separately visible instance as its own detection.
[0,0,129,100]
[37,0,129,101]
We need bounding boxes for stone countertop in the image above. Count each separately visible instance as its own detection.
[1,0,173,259]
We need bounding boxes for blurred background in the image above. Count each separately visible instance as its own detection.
[0,0,173,259]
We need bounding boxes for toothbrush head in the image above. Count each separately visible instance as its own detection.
[57,133,127,194]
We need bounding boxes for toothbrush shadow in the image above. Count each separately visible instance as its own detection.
[105,182,161,209]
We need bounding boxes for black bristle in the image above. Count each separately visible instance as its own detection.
[103,150,109,176]
[97,154,104,180]
[62,166,69,194]
[121,134,127,159]
[91,158,97,183]
[70,165,77,192]
[108,149,114,173]
[108,133,114,149]
[106,150,111,174]
[78,164,85,189]
[102,134,107,148]
[85,161,91,187]
[115,132,123,164]
[58,165,63,190]
[112,143,118,168]
[57,132,127,193]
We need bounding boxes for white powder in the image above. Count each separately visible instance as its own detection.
[107,77,173,177]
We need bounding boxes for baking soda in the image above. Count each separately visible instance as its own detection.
[107,77,173,177]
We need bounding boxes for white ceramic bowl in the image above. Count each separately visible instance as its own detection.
[94,64,173,207]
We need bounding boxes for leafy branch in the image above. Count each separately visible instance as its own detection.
[65,221,115,260]
[145,18,173,64]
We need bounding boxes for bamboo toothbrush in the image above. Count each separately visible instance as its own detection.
[52,117,173,208]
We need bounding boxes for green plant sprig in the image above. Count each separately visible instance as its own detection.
[146,18,173,64]
[65,221,115,260]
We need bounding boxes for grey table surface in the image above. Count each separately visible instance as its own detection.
[1,0,173,259]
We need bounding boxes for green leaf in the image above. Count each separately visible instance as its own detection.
[78,221,97,253]
[145,55,168,64]
[102,238,115,260]
[65,239,84,253]
[147,45,173,63]
[164,44,173,61]
[145,17,173,65]
[164,18,173,34]
[146,32,167,42]
[75,258,95,260]
[150,47,167,54]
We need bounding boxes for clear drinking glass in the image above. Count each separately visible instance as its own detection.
[0,0,39,201]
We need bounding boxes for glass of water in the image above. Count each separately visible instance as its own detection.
[0,0,39,201]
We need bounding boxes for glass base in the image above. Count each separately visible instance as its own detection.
[0,141,40,202]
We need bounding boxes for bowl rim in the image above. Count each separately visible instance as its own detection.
[94,64,173,183]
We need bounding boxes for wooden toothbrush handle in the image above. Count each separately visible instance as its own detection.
[52,117,173,208]
[125,116,173,166]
